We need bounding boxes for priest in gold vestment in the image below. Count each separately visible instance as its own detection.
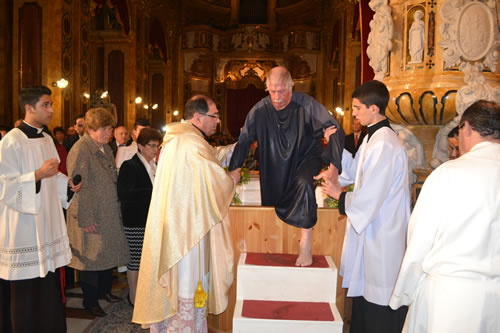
[133,95,241,332]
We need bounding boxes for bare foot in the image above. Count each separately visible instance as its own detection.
[295,228,313,267]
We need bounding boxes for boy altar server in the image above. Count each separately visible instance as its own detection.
[317,80,410,333]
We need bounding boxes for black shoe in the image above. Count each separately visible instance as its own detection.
[85,305,107,317]
[127,293,134,307]
[99,293,121,303]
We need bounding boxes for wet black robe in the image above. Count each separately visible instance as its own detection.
[228,92,345,228]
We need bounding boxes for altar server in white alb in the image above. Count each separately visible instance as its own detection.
[317,80,410,333]
[390,100,500,333]
[0,86,81,332]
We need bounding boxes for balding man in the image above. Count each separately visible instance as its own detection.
[229,66,345,266]
[390,100,500,332]
[109,125,131,156]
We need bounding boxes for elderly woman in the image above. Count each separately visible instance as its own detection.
[117,127,163,306]
[66,107,130,317]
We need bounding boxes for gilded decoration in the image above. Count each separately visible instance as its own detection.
[426,10,435,57]
[223,61,275,87]
[388,90,457,126]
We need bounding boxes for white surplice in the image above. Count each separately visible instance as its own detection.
[390,141,500,333]
[0,129,72,280]
[339,127,411,306]
[115,141,138,169]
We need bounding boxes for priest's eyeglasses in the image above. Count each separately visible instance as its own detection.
[203,113,220,119]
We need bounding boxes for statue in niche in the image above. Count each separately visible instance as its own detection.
[282,35,289,52]
[367,1,394,81]
[408,10,425,64]
[213,34,219,51]
[232,33,242,48]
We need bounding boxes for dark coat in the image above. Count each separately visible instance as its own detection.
[344,132,366,158]
[63,134,80,152]
[117,154,153,228]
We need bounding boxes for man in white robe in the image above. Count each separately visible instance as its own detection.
[133,95,240,332]
[390,100,500,332]
[0,86,81,332]
[317,80,410,333]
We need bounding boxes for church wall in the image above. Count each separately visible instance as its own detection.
[11,0,64,131]
[0,0,13,127]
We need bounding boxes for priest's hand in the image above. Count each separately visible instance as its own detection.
[229,168,241,185]
[35,158,59,181]
[83,224,97,233]
[323,126,338,144]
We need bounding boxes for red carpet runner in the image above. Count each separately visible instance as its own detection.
[242,300,335,321]
[245,252,329,268]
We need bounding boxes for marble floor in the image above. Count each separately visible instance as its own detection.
[65,271,137,333]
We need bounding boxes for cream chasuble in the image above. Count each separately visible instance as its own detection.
[133,122,235,325]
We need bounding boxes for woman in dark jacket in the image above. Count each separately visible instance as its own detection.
[117,127,163,306]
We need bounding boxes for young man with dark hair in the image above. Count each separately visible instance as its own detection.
[0,86,81,332]
[390,100,500,332]
[317,80,410,333]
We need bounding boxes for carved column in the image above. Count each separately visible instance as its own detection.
[378,0,499,168]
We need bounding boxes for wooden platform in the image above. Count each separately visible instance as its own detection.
[208,206,347,332]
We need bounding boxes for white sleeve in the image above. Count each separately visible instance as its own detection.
[0,139,39,214]
[339,149,356,186]
[390,169,441,308]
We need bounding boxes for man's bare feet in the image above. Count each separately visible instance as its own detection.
[295,228,313,267]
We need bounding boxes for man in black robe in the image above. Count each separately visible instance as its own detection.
[229,66,344,266]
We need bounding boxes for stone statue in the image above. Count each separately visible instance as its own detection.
[408,10,425,64]
[231,33,242,49]
[213,34,219,51]
[185,31,195,49]
[282,35,289,52]
[367,0,394,81]
[430,63,500,168]
[391,123,426,184]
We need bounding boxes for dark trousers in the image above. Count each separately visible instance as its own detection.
[0,269,66,333]
[79,268,113,308]
[350,296,408,333]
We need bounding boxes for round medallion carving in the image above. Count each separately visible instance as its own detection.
[456,2,494,61]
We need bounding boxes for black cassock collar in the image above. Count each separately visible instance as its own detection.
[18,121,45,139]
[367,118,393,142]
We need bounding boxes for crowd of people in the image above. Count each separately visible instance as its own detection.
[0,67,499,333]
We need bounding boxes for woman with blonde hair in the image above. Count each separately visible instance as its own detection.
[66,107,130,317]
